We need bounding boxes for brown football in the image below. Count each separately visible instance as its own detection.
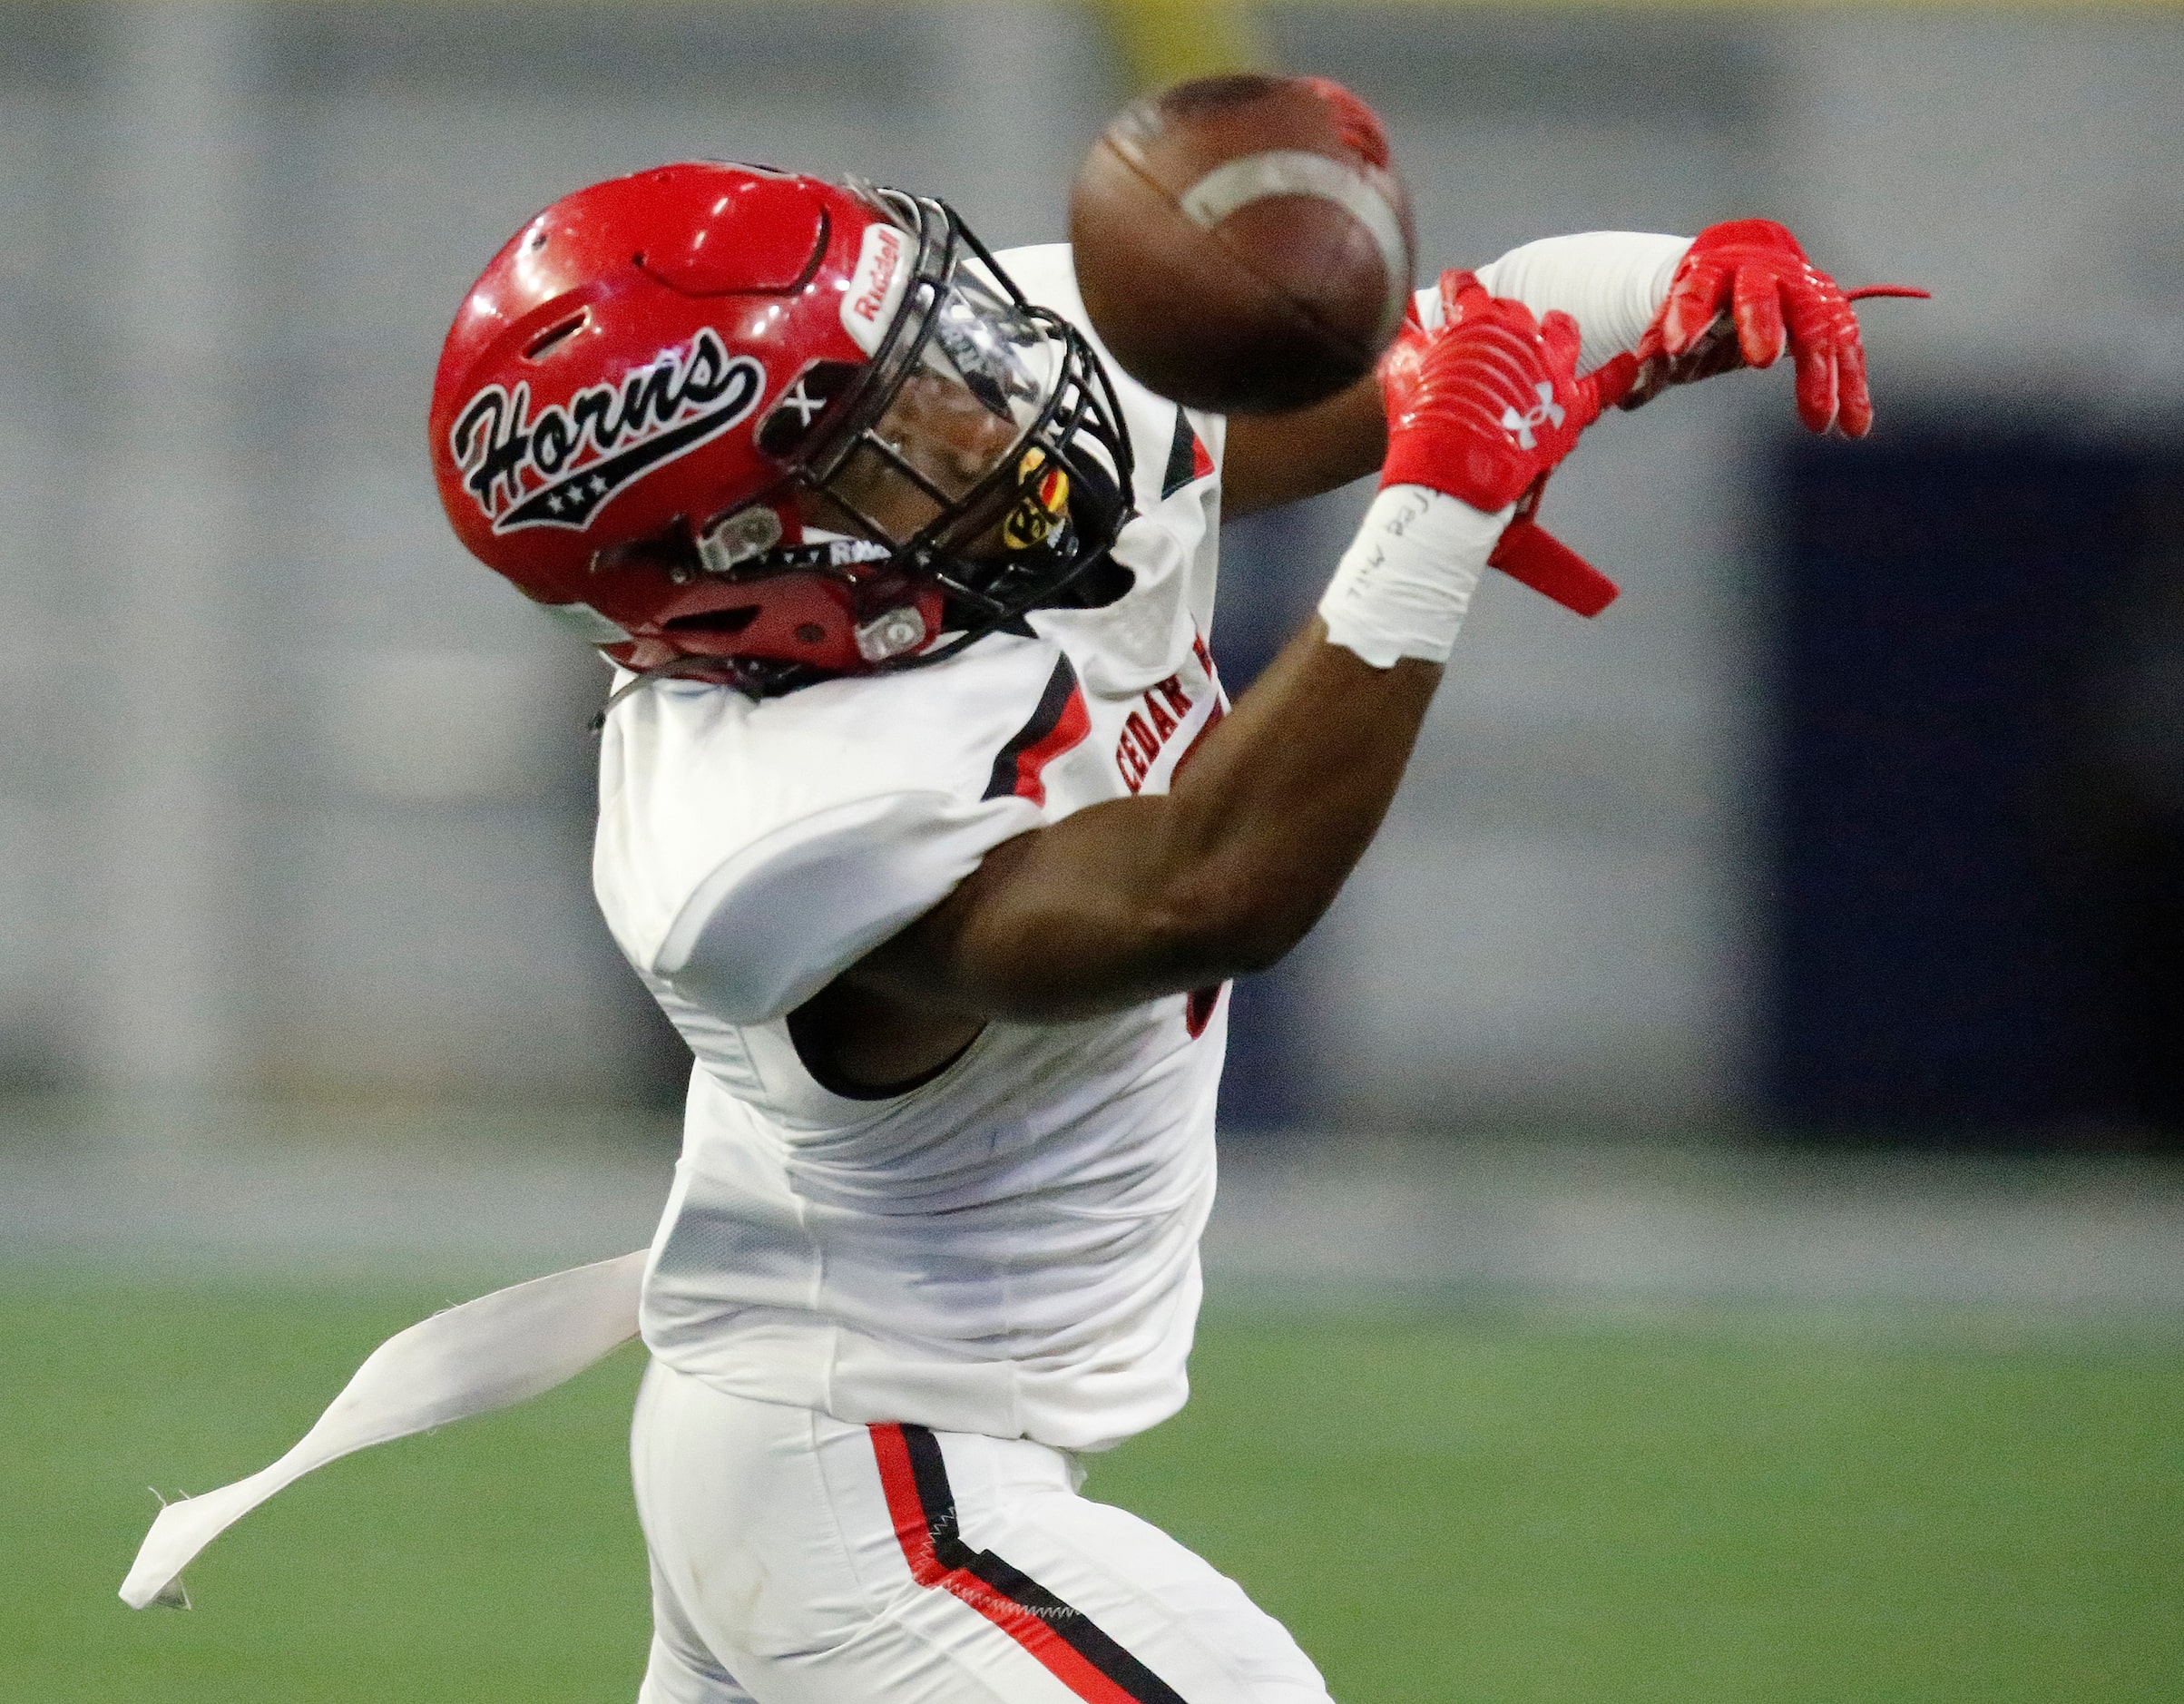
[1068,73,1415,414]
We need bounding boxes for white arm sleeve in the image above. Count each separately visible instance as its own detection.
[1421,231,1692,376]
[656,790,1037,1025]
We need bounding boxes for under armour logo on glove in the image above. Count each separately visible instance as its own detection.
[1376,270,1602,514]
[1501,382,1566,451]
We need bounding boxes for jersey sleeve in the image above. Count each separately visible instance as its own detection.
[655,789,1034,1024]
[1431,232,1693,376]
[593,643,1063,1028]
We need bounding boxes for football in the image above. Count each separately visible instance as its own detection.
[1068,73,1415,414]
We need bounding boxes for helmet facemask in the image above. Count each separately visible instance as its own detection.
[701,187,1136,686]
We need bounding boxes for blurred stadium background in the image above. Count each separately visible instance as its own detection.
[2,3,2179,1700]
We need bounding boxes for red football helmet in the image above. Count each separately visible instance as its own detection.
[430,162,1133,698]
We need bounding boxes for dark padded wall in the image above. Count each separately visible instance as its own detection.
[1765,431,2184,1143]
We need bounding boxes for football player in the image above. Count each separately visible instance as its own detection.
[412,151,1905,1702]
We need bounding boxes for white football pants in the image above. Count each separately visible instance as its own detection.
[632,1359,1335,1704]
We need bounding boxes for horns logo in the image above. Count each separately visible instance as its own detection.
[451,330,766,533]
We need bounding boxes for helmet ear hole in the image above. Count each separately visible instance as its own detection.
[662,605,762,638]
[524,312,589,361]
[757,360,862,461]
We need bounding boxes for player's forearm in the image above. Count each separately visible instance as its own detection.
[858,622,1438,1020]
[1124,621,1442,977]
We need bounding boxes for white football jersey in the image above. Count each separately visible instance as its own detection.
[593,244,1233,1454]
[593,231,1686,1456]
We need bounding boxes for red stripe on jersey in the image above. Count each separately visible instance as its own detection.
[1185,983,1224,1038]
[984,655,1092,809]
[1191,431,1214,483]
[1010,683,1091,807]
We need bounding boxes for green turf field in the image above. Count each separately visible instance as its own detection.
[5,1270,2179,1704]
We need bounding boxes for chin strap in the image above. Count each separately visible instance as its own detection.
[589,654,748,731]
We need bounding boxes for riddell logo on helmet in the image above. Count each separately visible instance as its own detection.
[840,223,908,356]
[449,328,766,534]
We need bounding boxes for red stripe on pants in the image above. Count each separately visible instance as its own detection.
[867,1423,1146,1704]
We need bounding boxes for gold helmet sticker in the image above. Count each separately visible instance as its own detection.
[1001,446,1072,553]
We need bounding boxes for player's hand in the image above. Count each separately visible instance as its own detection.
[1378,269,1603,514]
[1614,219,1928,436]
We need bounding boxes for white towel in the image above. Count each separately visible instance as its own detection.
[121,1248,647,1610]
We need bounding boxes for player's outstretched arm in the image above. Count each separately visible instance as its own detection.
[1221,230,1685,516]
[854,622,1436,1023]
[847,279,1602,1029]
[1220,223,1923,516]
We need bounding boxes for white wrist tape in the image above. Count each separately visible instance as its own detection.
[1318,484,1511,668]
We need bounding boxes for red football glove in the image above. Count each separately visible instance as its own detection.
[1379,270,1620,617]
[1379,269,1603,512]
[1613,219,1928,437]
